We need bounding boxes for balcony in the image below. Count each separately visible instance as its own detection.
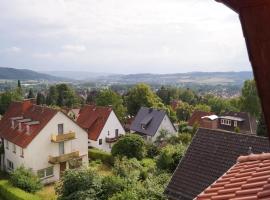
[49,151,80,164]
[105,135,123,143]
[51,132,76,143]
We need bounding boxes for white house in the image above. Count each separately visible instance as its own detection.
[76,105,125,152]
[0,100,88,184]
[130,107,177,142]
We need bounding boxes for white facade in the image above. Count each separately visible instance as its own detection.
[88,111,125,152]
[147,114,177,142]
[3,111,88,184]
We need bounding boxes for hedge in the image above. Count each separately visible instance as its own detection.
[88,148,113,165]
[0,180,41,200]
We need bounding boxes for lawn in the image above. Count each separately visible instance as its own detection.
[89,160,113,176]
[36,184,57,200]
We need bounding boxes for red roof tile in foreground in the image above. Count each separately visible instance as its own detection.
[196,153,270,200]
[76,105,112,141]
[0,100,57,148]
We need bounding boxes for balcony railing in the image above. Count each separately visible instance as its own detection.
[51,132,76,143]
[105,134,123,143]
[49,151,80,164]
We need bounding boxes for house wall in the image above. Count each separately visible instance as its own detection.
[218,119,250,134]
[88,111,125,152]
[4,112,88,184]
[149,115,177,142]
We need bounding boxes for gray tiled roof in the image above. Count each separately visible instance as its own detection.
[165,128,270,200]
[130,107,167,136]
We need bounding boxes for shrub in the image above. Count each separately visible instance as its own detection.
[145,142,160,158]
[55,168,102,200]
[10,166,42,193]
[178,132,192,145]
[111,134,146,160]
[156,144,187,172]
[88,148,113,165]
[100,176,127,200]
[0,180,40,200]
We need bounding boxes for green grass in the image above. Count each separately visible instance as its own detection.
[89,160,113,176]
[36,184,56,200]
[0,180,41,200]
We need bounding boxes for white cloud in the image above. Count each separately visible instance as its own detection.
[0,0,251,73]
[62,45,86,53]
[4,46,21,53]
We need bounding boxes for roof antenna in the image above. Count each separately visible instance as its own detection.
[248,147,253,155]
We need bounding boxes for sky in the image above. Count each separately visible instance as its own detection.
[0,0,251,74]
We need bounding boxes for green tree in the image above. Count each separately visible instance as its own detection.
[10,166,42,193]
[27,89,35,99]
[179,88,196,104]
[176,102,194,121]
[112,134,146,160]
[125,84,164,116]
[0,90,22,114]
[55,168,102,200]
[240,80,261,118]
[96,89,127,121]
[46,85,58,105]
[156,144,187,172]
[257,113,268,137]
[194,104,211,112]
[36,92,46,105]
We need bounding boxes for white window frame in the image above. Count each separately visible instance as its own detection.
[234,121,238,127]
[20,148,24,158]
[6,140,9,150]
[13,143,16,154]
[37,166,54,179]
[7,159,14,171]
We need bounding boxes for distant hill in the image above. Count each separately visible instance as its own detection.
[42,70,253,86]
[90,71,254,86]
[0,67,68,81]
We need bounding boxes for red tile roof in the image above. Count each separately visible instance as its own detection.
[196,153,270,200]
[0,100,57,148]
[76,105,112,141]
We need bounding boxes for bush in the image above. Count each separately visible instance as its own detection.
[113,157,143,180]
[55,168,102,200]
[178,132,192,145]
[156,144,187,172]
[145,142,160,158]
[10,166,42,193]
[112,134,146,160]
[0,180,40,200]
[88,148,113,165]
[100,176,127,200]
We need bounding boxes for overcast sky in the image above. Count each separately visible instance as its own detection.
[0,0,251,74]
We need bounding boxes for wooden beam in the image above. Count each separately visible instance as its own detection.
[216,0,270,139]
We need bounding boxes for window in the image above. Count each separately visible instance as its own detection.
[59,142,65,155]
[221,119,231,126]
[13,143,16,153]
[115,129,119,137]
[58,124,64,134]
[37,166,54,179]
[20,148,24,157]
[6,140,9,150]
[99,139,102,145]
[7,159,14,170]
[234,121,238,127]
[141,124,146,130]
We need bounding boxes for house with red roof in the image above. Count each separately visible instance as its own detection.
[0,100,88,184]
[76,105,125,152]
[195,152,270,200]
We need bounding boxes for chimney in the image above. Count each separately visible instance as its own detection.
[26,125,31,135]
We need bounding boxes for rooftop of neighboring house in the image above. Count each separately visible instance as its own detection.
[0,100,58,148]
[165,128,270,200]
[76,105,112,141]
[219,111,257,134]
[196,153,270,200]
[188,111,215,127]
[130,107,174,136]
